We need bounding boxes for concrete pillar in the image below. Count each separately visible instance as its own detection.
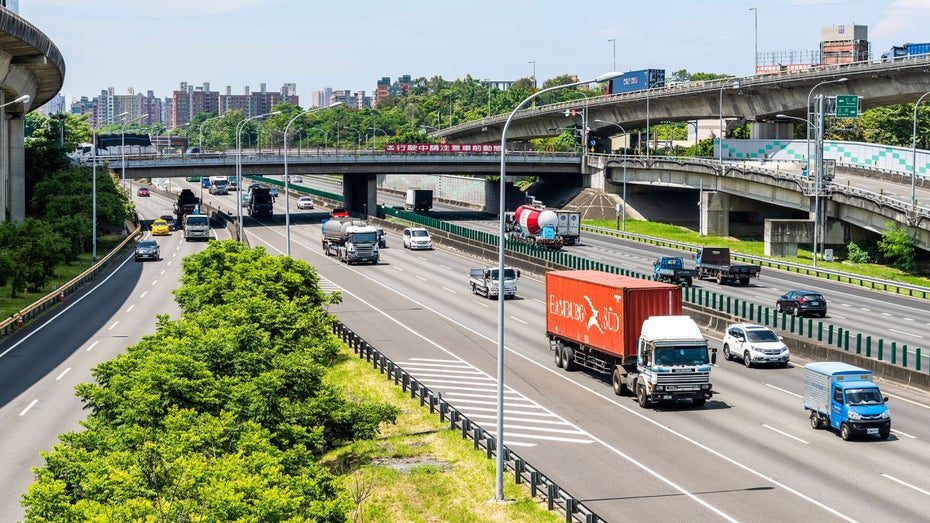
[700,191,729,237]
[342,173,378,217]
[582,157,606,191]
[0,104,7,221]
[8,114,24,222]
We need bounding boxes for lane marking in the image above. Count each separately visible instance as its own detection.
[763,424,809,444]
[881,474,930,496]
[56,368,71,380]
[442,287,457,294]
[889,328,923,339]
[140,291,147,298]
[416,275,428,282]
[509,316,528,325]
[85,340,98,352]
[151,280,158,286]
[472,300,489,308]
[19,399,38,416]
[884,392,930,410]
[765,383,802,398]
[891,428,917,439]
[108,321,119,330]
[126,304,135,313]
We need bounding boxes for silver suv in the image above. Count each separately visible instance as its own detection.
[723,324,789,368]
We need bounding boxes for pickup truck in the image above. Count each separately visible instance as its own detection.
[694,247,760,286]
[469,267,520,299]
[653,256,694,286]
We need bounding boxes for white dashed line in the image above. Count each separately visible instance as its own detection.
[763,424,809,444]
[85,340,98,352]
[19,399,37,416]
[56,368,71,380]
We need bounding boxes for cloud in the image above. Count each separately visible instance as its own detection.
[30,0,286,18]
[871,0,930,39]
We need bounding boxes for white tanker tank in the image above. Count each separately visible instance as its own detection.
[322,219,369,241]
[510,205,563,249]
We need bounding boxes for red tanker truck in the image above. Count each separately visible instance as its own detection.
[505,205,570,249]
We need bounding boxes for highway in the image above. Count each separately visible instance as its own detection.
[3,181,930,521]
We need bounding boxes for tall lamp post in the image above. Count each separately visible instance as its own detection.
[718,79,741,163]
[496,70,621,500]
[595,119,628,230]
[236,111,281,242]
[121,113,148,200]
[92,110,129,262]
[368,126,388,153]
[608,38,616,71]
[284,103,341,256]
[911,91,930,209]
[749,7,758,73]
[778,111,828,266]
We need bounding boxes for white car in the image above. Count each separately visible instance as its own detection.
[402,227,432,250]
[722,324,789,368]
[296,196,314,210]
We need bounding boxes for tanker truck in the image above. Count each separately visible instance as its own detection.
[546,270,714,408]
[506,205,563,249]
[321,218,380,265]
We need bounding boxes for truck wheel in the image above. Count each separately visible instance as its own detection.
[561,346,575,372]
[471,284,477,295]
[611,369,628,396]
[722,344,732,361]
[692,397,706,407]
[739,278,749,286]
[879,430,890,440]
[840,423,851,441]
[743,351,753,368]
[685,277,693,286]
[554,346,564,368]
[715,275,724,285]
[637,383,651,408]
[810,411,822,430]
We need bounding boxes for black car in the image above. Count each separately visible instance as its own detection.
[775,289,827,317]
[134,239,160,262]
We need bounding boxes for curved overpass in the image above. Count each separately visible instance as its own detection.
[437,57,930,144]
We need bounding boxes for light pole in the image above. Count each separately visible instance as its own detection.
[749,7,758,74]
[911,91,930,210]
[368,126,387,153]
[805,78,848,182]
[236,111,280,241]
[778,111,827,266]
[121,113,148,200]
[497,70,621,500]
[92,110,129,262]
[284,104,340,256]
[608,38,616,71]
[0,94,29,110]
[484,79,493,118]
[718,79,741,163]
[595,119,628,230]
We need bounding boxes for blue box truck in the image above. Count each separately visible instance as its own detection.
[604,69,665,95]
[804,362,891,440]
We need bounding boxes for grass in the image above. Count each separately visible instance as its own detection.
[322,349,562,523]
[585,218,930,289]
[0,235,126,320]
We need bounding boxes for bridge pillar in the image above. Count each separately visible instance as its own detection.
[700,191,729,237]
[6,114,25,222]
[343,173,378,217]
[583,158,606,191]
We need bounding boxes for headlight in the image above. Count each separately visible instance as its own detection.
[880,410,890,419]
[653,385,664,392]
[847,411,862,420]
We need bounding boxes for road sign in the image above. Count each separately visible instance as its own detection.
[835,95,859,118]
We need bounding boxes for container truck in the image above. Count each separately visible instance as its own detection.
[804,362,891,440]
[405,189,433,212]
[174,189,200,229]
[506,205,563,250]
[546,271,714,408]
[694,247,760,286]
[881,42,930,61]
[248,187,274,217]
[469,266,520,299]
[603,69,665,95]
[321,218,380,264]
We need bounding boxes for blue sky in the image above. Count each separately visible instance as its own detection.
[24,0,930,103]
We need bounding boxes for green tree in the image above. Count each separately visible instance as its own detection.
[877,223,917,272]
[0,219,69,297]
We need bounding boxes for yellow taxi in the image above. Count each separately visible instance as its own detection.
[150,219,170,236]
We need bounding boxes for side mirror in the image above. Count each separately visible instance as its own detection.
[653,261,659,267]
[516,269,521,279]
[711,347,718,365]
[884,396,889,403]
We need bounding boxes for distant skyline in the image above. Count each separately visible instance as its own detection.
[23,0,930,104]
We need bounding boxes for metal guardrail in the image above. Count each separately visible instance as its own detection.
[582,224,930,300]
[330,319,604,523]
[0,225,142,337]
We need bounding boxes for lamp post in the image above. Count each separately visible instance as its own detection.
[121,113,148,200]
[91,110,129,262]
[497,70,621,500]
[911,91,930,210]
[718,79,741,163]
[236,111,280,242]
[484,79,493,118]
[805,78,847,183]
[595,119,628,230]
[368,126,387,153]
[749,7,758,74]
[284,104,340,256]
[778,111,826,266]
[608,38,616,71]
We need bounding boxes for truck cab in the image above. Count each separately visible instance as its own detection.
[469,267,520,299]
[653,256,694,286]
[804,362,890,440]
[632,316,713,408]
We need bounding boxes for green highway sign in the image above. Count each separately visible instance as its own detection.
[835,95,859,118]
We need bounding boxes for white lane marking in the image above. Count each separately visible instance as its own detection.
[19,399,38,416]
[472,300,489,308]
[440,264,452,270]
[891,428,917,439]
[903,317,916,322]
[533,298,545,304]
[126,304,135,313]
[108,321,119,330]
[509,316,528,325]
[442,287,457,294]
[889,328,924,339]
[140,291,147,298]
[763,424,809,444]
[151,280,158,286]
[765,383,803,398]
[56,368,71,380]
[830,314,846,320]
[85,341,98,352]
[160,269,166,275]
[884,392,930,410]
[881,312,892,316]
[416,275,428,282]
[392,266,403,272]
[166,261,172,266]
[881,474,930,496]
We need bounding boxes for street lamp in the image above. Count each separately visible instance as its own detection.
[595,119,628,231]
[92,110,129,261]
[608,38,616,71]
[121,113,148,200]
[368,126,387,153]
[284,103,341,256]
[749,7,758,74]
[0,94,29,110]
[236,111,281,241]
[496,70,621,500]
[718,79,741,163]
[911,91,930,210]
[778,111,828,266]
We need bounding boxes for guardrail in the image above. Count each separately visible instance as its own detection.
[330,317,605,523]
[0,225,142,337]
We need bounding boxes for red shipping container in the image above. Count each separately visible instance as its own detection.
[546,271,681,360]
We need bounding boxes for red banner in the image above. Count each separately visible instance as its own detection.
[384,143,502,153]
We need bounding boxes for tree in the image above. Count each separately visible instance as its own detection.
[0,219,69,297]
[878,223,917,273]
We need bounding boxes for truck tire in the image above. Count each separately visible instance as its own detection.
[611,368,628,396]
[554,345,564,368]
[685,277,693,286]
[840,423,851,441]
[810,411,822,430]
[716,274,724,285]
[561,346,575,372]
[637,383,652,408]
[471,284,477,295]
[739,278,749,286]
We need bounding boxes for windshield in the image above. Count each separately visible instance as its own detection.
[846,388,884,406]
[412,229,429,237]
[654,346,709,366]
[186,217,208,226]
[490,269,517,280]
[746,329,779,343]
[351,232,378,243]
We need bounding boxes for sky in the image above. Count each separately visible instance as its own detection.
[22,0,930,105]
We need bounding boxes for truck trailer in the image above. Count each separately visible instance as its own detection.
[804,362,891,440]
[546,271,713,407]
[694,247,760,286]
[405,189,433,212]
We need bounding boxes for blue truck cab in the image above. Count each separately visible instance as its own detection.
[804,362,890,440]
[653,256,694,286]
